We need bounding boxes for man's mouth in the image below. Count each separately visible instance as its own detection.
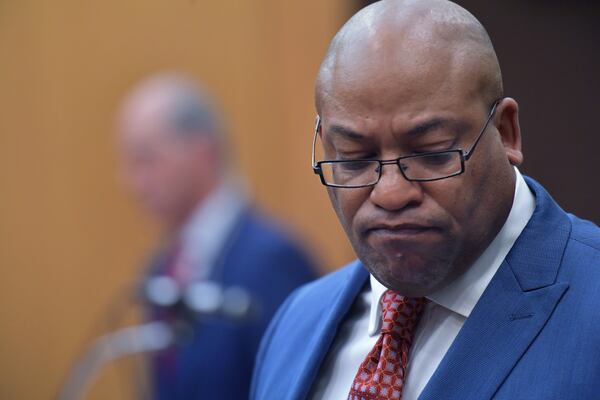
[364,223,442,244]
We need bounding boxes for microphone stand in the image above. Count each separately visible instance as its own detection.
[59,278,256,400]
[59,321,174,400]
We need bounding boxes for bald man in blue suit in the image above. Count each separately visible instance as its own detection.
[251,1,600,399]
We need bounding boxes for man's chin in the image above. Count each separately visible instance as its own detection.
[361,251,453,296]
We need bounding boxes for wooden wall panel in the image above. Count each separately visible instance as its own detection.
[0,1,353,398]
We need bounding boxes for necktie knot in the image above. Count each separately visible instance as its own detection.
[380,290,425,342]
[348,290,426,399]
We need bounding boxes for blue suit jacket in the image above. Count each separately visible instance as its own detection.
[252,178,600,399]
[151,208,317,400]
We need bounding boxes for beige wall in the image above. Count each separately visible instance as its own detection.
[0,1,354,398]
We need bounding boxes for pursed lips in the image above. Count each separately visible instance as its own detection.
[364,222,441,242]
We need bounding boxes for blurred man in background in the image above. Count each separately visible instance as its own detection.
[117,73,317,399]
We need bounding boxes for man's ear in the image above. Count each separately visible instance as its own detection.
[496,97,523,166]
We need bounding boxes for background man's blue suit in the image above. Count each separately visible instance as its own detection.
[150,208,317,400]
[252,178,600,399]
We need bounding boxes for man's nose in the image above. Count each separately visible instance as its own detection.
[369,162,424,211]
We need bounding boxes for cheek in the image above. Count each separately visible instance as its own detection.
[423,179,462,211]
[132,165,163,196]
[428,158,506,248]
[327,188,370,233]
[143,160,189,208]
[420,179,475,239]
[446,184,477,221]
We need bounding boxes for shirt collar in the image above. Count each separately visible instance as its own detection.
[368,168,535,336]
[178,178,248,279]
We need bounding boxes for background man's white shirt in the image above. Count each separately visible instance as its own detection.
[174,179,247,282]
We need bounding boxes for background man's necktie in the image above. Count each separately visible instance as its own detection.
[155,240,193,382]
[348,290,426,400]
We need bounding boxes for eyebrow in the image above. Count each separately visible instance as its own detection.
[325,117,464,142]
[326,124,366,141]
[403,118,461,138]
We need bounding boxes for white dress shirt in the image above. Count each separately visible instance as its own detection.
[173,179,247,282]
[309,168,536,400]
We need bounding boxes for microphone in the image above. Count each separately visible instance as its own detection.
[142,276,258,321]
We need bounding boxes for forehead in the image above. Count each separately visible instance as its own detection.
[316,62,487,153]
[119,98,176,150]
[318,79,479,144]
[336,65,477,113]
[317,23,487,124]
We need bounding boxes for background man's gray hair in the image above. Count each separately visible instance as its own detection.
[130,72,226,140]
[167,76,224,138]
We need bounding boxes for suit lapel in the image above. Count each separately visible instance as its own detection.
[419,178,572,400]
[290,262,369,400]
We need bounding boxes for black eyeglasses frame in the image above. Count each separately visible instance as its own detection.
[311,99,502,188]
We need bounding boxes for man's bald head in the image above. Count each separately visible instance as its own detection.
[316,0,503,112]
[312,0,523,296]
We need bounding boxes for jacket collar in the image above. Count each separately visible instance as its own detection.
[419,176,571,399]
[290,261,369,400]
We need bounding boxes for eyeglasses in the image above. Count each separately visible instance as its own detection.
[311,99,502,188]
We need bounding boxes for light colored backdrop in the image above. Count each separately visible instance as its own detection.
[0,1,355,398]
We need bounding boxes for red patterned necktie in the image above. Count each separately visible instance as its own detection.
[348,290,426,400]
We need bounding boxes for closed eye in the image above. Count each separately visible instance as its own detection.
[337,160,376,171]
[418,152,456,166]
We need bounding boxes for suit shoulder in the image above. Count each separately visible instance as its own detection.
[251,260,366,399]
[231,209,313,258]
[238,209,297,244]
[558,214,600,299]
[288,260,365,301]
[224,208,317,270]
[568,213,600,253]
